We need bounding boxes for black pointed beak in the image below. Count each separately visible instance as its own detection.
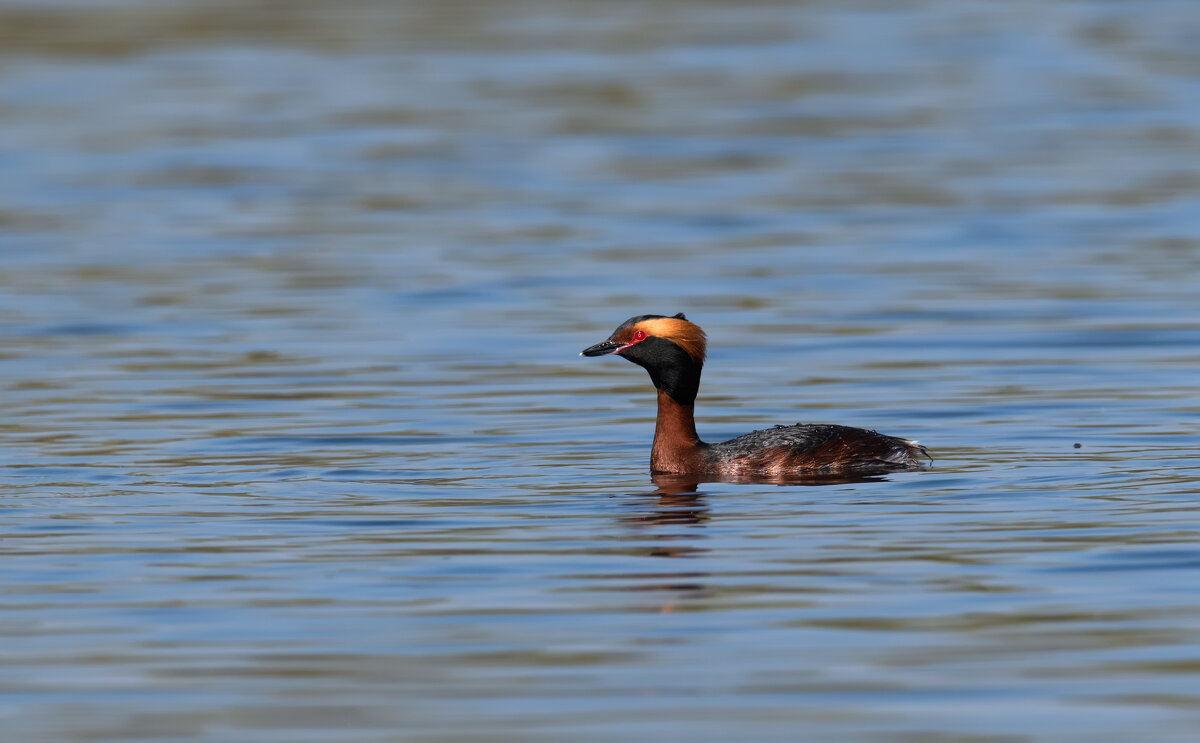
[580,339,621,357]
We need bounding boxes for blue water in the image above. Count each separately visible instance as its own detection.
[3,1,1200,741]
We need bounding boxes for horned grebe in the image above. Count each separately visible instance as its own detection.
[581,313,927,477]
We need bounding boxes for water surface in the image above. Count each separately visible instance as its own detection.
[3,1,1200,741]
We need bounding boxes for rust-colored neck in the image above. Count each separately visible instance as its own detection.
[650,389,707,474]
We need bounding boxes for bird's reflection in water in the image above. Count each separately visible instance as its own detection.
[621,473,708,559]
[634,473,708,524]
[625,470,891,558]
[620,470,896,612]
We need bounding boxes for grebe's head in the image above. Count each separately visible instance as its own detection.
[581,313,706,364]
[581,313,707,403]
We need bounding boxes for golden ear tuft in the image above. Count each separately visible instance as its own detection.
[634,317,707,364]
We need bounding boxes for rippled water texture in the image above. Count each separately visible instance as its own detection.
[3,1,1200,741]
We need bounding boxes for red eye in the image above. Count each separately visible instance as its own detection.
[633,329,646,341]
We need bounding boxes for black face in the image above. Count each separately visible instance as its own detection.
[580,313,688,356]
[580,313,702,404]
